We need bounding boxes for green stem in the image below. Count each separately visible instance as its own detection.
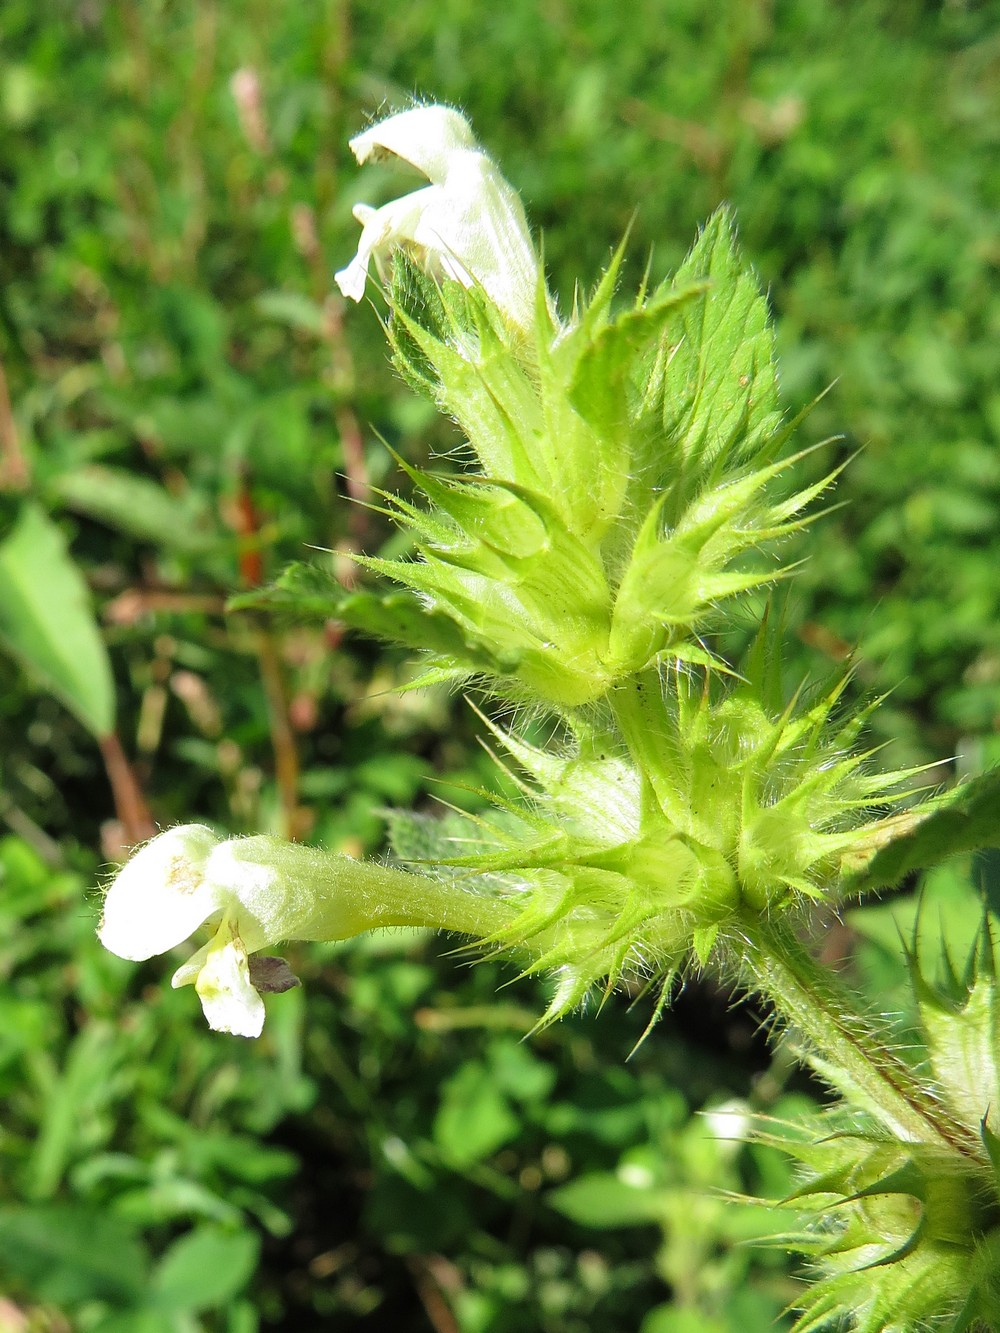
[738,914,983,1158]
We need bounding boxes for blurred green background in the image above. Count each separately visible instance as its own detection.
[1,1,998,1329]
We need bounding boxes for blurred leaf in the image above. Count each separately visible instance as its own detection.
[0,503,114,736]
[547,1171,665,1228]
[433,1060,521,1166]
[26,1021,119,1200]
[90,1315,176,1333]
[641,1308,728,1333]
[255,290,328,335]
[151,1225,260,1313]
[0,1206,148,1305]
[51,465,220,552]
[490,1038,558,1104]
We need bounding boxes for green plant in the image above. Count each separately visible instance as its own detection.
[96,105,1000,1331]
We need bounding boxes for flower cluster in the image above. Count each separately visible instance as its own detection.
[102,103,938,1037]
[333,107,832,711]
[765,922,1000,1332]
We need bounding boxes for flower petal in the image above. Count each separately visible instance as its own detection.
[413,151,539,328]
[191,920,265,1038]
[349,105,477,184]
[98,824,225,961]
[335,189,441,302]
[337,103,541,331]
[170,940,211,989]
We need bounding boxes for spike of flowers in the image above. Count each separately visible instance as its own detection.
[332,108,841,707]
[376,652,939,1024]
[103,100,950,1039]
[96,99,1000,1333]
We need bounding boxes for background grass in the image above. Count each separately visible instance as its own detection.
[1,2,998,1329]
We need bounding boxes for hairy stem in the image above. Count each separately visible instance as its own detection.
[610,669,983,1156]
[737,915,983,1157]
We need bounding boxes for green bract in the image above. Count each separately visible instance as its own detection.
[374,211,833,708]
[763,922,1000,1333]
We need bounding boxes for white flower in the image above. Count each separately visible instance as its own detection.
[98,822,499,1037]
[335,104,541,331]
[100,826,348,1037]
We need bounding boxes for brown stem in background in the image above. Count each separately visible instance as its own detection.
[322,2,369,546]
[336,399,369,519]
[405,1256,462,1333]
[230,473,305,840]
[255,631,307,839]
[292,208,370,553]
[99,731,157,845]
[619,98,725,174]
[0,355,29,491]
[326,298,370,549]
[103,588,228,625]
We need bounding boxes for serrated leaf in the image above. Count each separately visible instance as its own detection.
[230,562,520,676]
[845,768,1000,892]
[0,503,115,736]
[660,207,780,473]
[567,281,706,436]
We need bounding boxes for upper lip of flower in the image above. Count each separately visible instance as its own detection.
[97,823,226,962]
[334,103,542,332]
[348,104,478,181]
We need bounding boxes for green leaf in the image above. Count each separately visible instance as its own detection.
[433,1060,521,1166]
[254,289,328,335]
[546,1171,665,1228]
[51,464,220,552]
[845,768,1000,893]
[89,1313,177,1333]
[0,1205,149,1305]
[151,1226,260,1313]
[231,562,520,677]
[567,280,706,438]
[660,207,781,473]
[641,1308,729,1333]
[26,1022,121,1200]
[0,503,115,736]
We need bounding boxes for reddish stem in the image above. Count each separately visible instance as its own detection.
[99,731,157,845]
[230,472,304,840]
[0,355,29,491]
